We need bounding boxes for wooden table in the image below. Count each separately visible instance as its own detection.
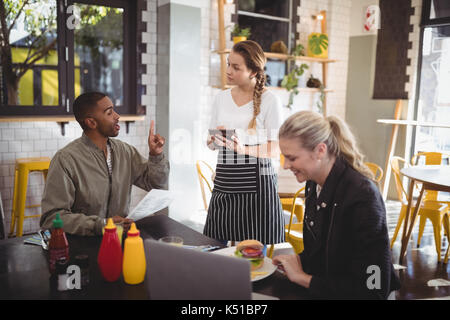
[0,214,311,300]
[278,192,305,199]
[399,165,450,263]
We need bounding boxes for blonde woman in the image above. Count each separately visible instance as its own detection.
[204,40,284,246]
[273,111,400,299]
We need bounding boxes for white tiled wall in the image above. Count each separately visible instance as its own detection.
[0,0,158,236]
[0,0,356,236]
[207,0,352,121]
[199,0,352,216]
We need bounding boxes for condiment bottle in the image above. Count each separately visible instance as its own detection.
[97,218,122,282]
[48,213,69,274]
[122,223,146,284]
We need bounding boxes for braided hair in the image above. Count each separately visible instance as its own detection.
[231,40,266,133]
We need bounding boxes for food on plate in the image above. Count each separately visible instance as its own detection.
[251,271,268,280]
[234,240,264,271]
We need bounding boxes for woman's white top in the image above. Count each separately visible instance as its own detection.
[209,89,283,146]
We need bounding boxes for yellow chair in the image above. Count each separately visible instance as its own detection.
[195,160,215,211]
[410,152,450,251]
[267,184,304,258]
[9,157,51,237]
[445,216,450,264]
[411,151,450,166]
[285,186,305,254]
[410,151,450,201]
[389,156,450,262]
[279,155,305,223]
[365,162,383,183]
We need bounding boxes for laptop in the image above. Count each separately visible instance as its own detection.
[144,239,278,300]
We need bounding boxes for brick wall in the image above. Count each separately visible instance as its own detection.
[0,0,356,236]
[207,0,352,121]
[0,0,158,236]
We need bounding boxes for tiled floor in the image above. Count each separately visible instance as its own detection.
[183,200,450,300]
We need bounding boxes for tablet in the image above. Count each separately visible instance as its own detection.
[208,129,236,139]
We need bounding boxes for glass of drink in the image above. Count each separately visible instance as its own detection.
[159,236,183,246]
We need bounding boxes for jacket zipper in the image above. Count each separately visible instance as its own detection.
[106,173,112,217]
[325,203,337,277]
[103,147,113,218]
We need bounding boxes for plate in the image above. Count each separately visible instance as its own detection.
[212,246,277,282]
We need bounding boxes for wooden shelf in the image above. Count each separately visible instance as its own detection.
[214,4,333,115]
[268,87,333,93]
[0,115,145,122]
[0,114,146,136]
[212,85,333,93]
[213,49,337,63]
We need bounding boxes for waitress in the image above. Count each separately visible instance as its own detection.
[204,40,284,246]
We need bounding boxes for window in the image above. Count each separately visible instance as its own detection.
[0,0,144,116]
[234,0,299,87]
[413,0,450,153]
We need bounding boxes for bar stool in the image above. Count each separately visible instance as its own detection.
[9,157,51,237]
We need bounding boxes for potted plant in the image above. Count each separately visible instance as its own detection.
[307,33,328,58]
[279,43,309,109]
[292,43,305,57]
[316,84,326,114]
[281,62,309,109]
[231,25,251,44]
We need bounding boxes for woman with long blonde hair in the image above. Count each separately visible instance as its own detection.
[204,40,284,246]
[273,111,400,299]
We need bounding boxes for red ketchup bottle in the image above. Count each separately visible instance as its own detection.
[97,218,123,282]
[48,213,69,274]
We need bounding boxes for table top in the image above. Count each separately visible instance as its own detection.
[0,214,310,300]
[401,165,450,189]
[377,119,450,128]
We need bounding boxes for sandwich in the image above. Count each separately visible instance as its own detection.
[234,240,264,271]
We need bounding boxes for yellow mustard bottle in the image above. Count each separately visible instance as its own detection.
[122,223,146,285]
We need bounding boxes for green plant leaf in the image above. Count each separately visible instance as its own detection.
[232,25,251,37]
[309,33,328,55]
[292,44,305,56]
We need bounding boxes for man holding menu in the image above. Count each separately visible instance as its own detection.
[40,92,169,236]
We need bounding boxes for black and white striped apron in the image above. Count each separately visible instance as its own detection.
[203,149,285,245]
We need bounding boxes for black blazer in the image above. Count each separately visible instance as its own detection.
[300,157,401,299]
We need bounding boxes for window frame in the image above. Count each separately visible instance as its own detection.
[232,0,300,87]
[235,0,295,53]
[0,0,144,116]
[411,0,450,155]
[233,0,299,53]
[421,0,450,27]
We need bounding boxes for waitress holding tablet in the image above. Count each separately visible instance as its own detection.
[204,40,284,246]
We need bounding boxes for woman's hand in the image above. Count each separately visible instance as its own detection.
[206,135,216,150]
[272,254,312,288]
[206,126,226,150]
[215,134,245,155]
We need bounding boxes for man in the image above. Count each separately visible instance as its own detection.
[40,92,169,236]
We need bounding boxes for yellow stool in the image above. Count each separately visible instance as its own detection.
[9,157,51,237]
